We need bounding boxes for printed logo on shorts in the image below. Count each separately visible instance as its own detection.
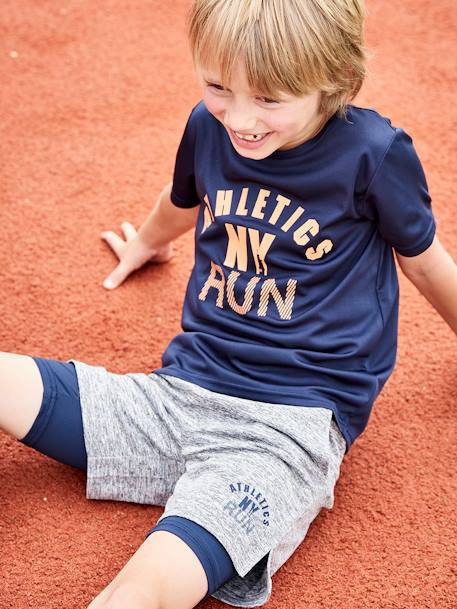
[222,481,270,535]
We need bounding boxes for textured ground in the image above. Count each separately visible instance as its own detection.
[0,0,456,607]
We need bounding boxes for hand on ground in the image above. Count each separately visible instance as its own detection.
[101,221,173,289]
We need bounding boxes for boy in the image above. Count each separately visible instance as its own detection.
[1,1,456,608]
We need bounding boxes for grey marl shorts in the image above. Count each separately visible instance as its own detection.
[69,359,346,607]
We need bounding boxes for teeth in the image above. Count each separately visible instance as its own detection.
[235,132,264,141]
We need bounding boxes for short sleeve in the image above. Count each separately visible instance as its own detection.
[362,128,436,256]
[170,105,200,208]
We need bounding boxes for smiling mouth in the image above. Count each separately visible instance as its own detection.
[234,131,270,142]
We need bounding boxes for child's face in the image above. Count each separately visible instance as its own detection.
[196,58,326,160]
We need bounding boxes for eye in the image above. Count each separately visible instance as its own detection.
[256,96,280,105]
[206,81,226,92]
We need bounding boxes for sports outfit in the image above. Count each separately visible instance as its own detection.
[21,102,435,606]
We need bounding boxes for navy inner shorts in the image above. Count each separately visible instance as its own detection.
[19,356,236,596]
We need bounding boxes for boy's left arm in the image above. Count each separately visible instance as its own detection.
[396,235,457,335]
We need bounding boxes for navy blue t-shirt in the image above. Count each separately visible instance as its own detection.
[155,101,436,451]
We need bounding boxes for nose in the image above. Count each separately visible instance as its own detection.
[224,99,257,133]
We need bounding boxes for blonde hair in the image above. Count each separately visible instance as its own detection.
[188,0,371,120]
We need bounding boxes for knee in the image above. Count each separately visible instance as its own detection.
[88,583,161,609]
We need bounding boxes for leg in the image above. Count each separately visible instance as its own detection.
[87,530,208,609]
[0,352,44,440]
[1,355,234,608]
[1,352,87,470]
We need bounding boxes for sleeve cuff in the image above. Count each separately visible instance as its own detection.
[393,221,436,257]
[171,190,200,209]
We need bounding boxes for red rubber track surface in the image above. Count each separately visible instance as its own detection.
[0,1,456,607]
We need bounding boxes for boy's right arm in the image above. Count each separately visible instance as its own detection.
[101,181,199,289]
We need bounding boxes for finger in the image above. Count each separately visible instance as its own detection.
[102,261,132,290]
[100,230,127,259]
[121,221,137,242]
